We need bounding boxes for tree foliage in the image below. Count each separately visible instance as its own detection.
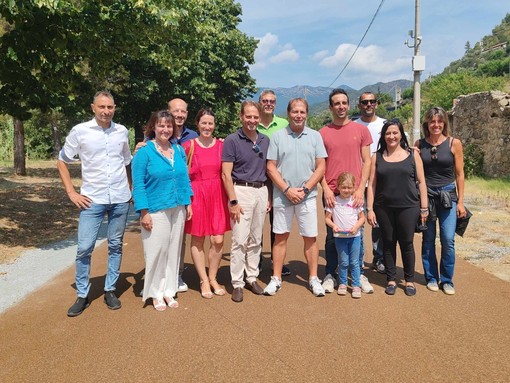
[421,72,505,112]
[0,0,256,165]
[443,13,510,76]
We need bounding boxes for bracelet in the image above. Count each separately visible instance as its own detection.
[420,208,428,212]
[283,186,290,194]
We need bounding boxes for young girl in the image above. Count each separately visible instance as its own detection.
[324,172,365,298]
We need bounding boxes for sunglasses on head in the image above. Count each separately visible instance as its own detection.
[261,99,276,105]
[431,146,438,161]
[360,99,377,105]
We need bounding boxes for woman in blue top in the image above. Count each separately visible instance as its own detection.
[132,110,193,311]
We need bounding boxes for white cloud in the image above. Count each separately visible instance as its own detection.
[254,33,279,60]
[251,33,300,70]
[312,50,329,61]
[269,49,299,64]
[320,44,410,76]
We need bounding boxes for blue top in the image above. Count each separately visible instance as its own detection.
[171,126,198,145]
[222,128,269,183]
[267,126,327,207]
[132,141,193,213]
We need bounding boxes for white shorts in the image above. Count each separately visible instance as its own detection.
[273,197,318,237]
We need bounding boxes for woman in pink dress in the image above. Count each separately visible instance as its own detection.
[182,108,230,298]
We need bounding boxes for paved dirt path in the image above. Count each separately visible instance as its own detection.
[1,221,509,382]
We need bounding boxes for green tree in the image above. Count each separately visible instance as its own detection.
[421,72,505,112]
[0,0,256,170]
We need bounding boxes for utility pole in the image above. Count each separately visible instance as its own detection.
[405,0,425,143]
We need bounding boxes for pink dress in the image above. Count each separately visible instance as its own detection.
[183,139,230,236]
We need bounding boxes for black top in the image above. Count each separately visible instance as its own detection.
[419,138,455,188]
[375,151,420,208]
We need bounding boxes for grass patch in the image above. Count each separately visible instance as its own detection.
[465,176,510,207]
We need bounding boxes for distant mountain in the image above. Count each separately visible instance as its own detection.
[251,80,412,116]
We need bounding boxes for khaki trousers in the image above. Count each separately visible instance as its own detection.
[230,185,268,288]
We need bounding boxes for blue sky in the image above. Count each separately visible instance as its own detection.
[236,0,508,89]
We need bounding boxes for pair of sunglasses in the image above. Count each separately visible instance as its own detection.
[360,99,377,105]
[431,146,438,161]
[252,143,261,153]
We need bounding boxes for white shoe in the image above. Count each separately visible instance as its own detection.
[360,275,374,294]
[442,283,455,295]
[309,277,325,297]
[178,275,188,292]
[322,273,337,293]
[264,276,282,296]
[427,281,439,292]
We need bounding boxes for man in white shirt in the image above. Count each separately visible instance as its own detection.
[58,90,132,317]
[354,92,385,273]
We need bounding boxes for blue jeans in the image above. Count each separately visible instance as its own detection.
[421,183,457,286]
[335,236,361,287]
[76,202,130,298]
[323,196,364,277]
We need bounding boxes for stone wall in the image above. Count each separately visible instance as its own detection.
[450,90,510,178]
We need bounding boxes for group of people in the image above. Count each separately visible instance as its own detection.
[58,88,466,316]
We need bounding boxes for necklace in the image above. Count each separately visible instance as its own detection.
[154,140,174,165]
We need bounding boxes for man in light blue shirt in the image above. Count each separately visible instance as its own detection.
[58,90,132,317]
[264,98,327,297]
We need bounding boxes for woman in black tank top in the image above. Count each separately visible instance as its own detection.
[366,119,428,296]
[415,107,467,296]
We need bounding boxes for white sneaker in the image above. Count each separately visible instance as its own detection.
[309,277,325,297]
[360,275,374,294]
[263,276,282,296]
[178,275,188,292]
[442,283,455,295]
[322,273,337,293]
[427,281,439,292]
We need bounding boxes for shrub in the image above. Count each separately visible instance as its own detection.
[464,143,484,178]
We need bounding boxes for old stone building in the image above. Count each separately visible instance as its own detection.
[450,90,510,178]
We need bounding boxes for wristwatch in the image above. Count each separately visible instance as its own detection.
[303,186,310,195]
[229,199,238,206]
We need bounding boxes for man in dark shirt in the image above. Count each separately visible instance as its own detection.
[222,101,270,303]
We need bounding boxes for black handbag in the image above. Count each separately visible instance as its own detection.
[455,207,473,237]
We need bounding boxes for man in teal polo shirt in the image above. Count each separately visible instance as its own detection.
[257,89,291,276]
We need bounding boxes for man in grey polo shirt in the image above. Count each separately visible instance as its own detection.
[263,98,327,297]
[222,101,270,303]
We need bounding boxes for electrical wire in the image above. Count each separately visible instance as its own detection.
[327,0,386,88]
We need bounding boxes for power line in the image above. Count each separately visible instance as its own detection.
[327,0,386,88]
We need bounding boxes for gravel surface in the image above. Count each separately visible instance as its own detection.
[0,208,138,314]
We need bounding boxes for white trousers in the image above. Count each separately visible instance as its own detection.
[141,206,185,301]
